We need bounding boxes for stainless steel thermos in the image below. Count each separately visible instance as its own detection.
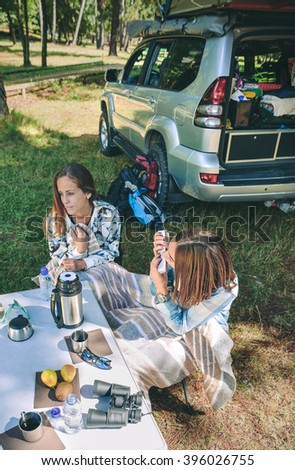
[50,272,83,329]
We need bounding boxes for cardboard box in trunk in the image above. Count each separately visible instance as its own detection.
[229,100,253,128]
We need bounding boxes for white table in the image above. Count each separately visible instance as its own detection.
[0,282,167,450]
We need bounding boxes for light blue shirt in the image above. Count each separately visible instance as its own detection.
[150,267,238,335]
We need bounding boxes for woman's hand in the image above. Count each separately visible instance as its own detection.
[62,258,86,272]
[153,231,168,256]
[70,226,90,254]
[150,254,168,295]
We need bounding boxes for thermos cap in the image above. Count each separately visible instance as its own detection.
[59,272,77,282]
[56,272,82,295]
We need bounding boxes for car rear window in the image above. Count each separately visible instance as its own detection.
[234,37,295,88]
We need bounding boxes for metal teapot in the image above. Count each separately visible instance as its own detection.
[50,272,83,329]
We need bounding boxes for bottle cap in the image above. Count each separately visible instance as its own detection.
[40,266,48,276]
[66,394,77,405]
[51,407,61,418]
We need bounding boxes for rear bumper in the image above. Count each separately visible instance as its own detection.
[169,147,295,202]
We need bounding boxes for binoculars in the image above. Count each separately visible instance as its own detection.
[86,379,144,429]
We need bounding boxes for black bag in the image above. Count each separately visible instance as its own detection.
[105,166,139,217]
[105,164,169,225]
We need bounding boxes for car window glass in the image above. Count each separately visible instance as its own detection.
[122,46,150,85]
[159,37,206,91]
[235,38,295,88]
[146,43,173,88]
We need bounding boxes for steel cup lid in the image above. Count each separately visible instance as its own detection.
[9,314,30,329]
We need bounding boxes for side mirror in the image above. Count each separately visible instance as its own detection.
[105,69,118,82]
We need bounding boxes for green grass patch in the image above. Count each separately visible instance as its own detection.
[1,61,105,82]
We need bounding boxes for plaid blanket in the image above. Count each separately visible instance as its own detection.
[85,262,236,411]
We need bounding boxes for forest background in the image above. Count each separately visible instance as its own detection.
[0,0,294,452]
[0,0,157,67]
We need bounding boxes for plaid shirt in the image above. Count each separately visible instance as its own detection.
[47,200,121,271]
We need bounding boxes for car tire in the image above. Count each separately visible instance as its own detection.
[147,142,169,208]
[99,110,121,157]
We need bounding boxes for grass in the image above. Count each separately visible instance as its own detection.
[151,322,294,449]
[0,34,130,82]
[1,51,295,450]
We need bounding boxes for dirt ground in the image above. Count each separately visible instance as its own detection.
[7,88,101,136]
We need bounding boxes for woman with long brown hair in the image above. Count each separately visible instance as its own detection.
[149,228,238,334]
[45,162,121,281]
[87,227,238,411]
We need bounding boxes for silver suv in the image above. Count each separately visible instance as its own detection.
[99,1,295,206]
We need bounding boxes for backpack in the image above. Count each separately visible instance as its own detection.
[129,189,167,226]
[105,160,168,225]
[105,165,138,217]
[135,154,158,198]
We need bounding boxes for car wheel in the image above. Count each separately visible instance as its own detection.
[147,142,169,208]
[99,110,121,157]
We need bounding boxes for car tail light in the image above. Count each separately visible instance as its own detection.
[194,116,222,128]
[194,77,228,128]
[200,173,219,184]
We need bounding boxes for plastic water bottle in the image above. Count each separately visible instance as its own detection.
[63,394,83,434]
[48,407,64,432]
[39,266,52,300]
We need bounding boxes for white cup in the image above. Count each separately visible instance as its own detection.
[19,411,44,442]
[71,329,88,353]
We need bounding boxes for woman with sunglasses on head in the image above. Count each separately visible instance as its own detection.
[45,162,121,282]
[149,228,238,334]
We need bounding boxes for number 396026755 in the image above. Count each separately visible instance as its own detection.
[183,454,255,466]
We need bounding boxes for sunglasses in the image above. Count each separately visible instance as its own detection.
[81,347,112,370]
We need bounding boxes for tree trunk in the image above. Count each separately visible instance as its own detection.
[123,33,129,52]
[120,0,128,51]
[96,0,105,49]
[119,0,125,50]
[6,9,17,45]
[52,0,56,42]
[94,0,98,48]
[23,0,31,66]
[40,0,47,67]
[0,80,9,116]
[98,22,104,49]
[39,0,43,39]
[109,0,120,56]
[71,0,86,46]
[120,23,128,51]
[16,0,31,66]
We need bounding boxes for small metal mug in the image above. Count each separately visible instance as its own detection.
[19,411,44,442]
[71,329,88,353]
